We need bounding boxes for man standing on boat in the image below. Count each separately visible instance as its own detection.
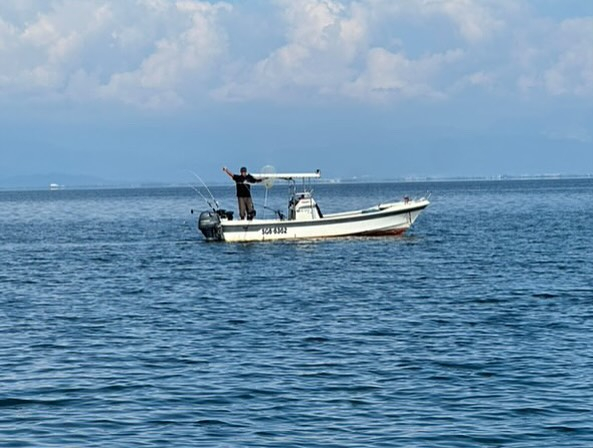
[223,166,262,220]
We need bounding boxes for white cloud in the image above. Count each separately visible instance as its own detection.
[466,71,494,87]
[0,16,16,61]
[215,0,472,102]
[1,1,115,92]
[99,1,231,107]
[428,0,506,43]
[21,15,59,46]
[137,0,170,13]
[214,0,366,101]
[343,47,464,101]
[515,17,593,98]
[367,0,509,43]
[0,0,592,108]
[284,0,345,50]
[0,0,232,107]
[544,18,593,96]
[544,127,592,144]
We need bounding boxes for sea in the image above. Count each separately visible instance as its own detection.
[1,178,592,447]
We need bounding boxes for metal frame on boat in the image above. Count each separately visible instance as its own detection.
[196,170,429,242]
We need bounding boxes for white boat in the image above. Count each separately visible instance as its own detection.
[195,170,429,242]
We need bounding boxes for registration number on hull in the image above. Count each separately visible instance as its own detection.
[262,226,288,235]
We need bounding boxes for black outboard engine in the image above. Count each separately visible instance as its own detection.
[198,211,222,241]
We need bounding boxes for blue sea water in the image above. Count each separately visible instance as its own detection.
[1,179,592,447]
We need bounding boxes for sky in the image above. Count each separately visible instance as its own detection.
[1,0,592,186]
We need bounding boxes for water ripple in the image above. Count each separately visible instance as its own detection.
[1,181,593,447]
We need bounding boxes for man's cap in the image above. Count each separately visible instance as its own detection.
[240,166,247,172]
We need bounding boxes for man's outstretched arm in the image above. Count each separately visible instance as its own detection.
[222,166,234,178]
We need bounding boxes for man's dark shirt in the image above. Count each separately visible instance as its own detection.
[232,174,259,197]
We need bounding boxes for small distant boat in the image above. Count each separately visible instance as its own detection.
[195,170,429,242]
[49,183,61,190]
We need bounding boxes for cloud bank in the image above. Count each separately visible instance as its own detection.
[1,0,592,108]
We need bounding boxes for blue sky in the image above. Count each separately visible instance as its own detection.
[1,0,592,186]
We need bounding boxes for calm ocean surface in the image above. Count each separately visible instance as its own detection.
[1,179,592,447]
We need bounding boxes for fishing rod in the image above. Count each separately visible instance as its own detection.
[188,170,220,210]
[189,184,216,212]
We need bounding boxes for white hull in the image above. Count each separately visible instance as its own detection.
[210,198,429,242]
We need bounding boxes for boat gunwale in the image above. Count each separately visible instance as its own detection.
[219,200,429,232]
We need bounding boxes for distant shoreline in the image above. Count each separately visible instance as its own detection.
[324,173,593,184]
[1,174,592,192]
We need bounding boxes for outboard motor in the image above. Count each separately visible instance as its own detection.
[198,211,222,241]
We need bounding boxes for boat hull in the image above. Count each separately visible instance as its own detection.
[203,199,429,242]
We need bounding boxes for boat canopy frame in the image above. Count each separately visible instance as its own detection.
[251,170,321,219]
[250,169,321,181]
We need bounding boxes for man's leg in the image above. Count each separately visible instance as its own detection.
[245,197,255,220]
[238,197,247,219]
